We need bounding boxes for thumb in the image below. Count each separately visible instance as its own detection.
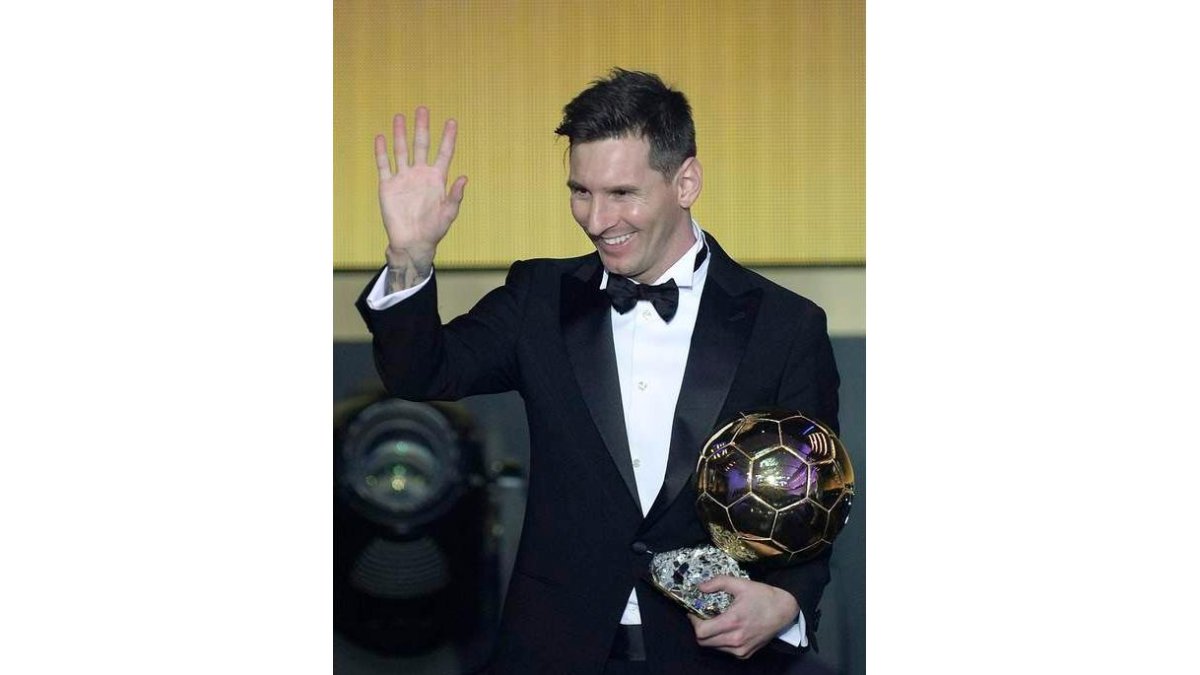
[448,175,468,205]
[698,574,744,594]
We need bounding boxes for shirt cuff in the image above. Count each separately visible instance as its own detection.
[364,267,434,310]
[775,609,808,648]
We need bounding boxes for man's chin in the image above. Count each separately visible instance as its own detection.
[602,262,637,279]
[597,250,626,274]
[598,247,652,280]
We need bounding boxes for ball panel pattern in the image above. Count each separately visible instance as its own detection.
[694,410,855,565]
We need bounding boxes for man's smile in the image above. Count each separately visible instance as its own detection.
[597,232,636,249]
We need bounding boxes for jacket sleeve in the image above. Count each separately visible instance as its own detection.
[354,261,534,401]
[760,303,842,651]
[777,304,841,435]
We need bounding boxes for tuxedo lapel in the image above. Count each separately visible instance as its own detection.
[645,237,762,523]
[561,259,641,509]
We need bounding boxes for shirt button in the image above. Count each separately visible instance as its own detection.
[642,309,652,319]
[631,541,648,554]
[637,381,647,391]
[632,458,641,468]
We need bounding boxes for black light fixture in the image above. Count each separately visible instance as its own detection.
[334,394,494,660]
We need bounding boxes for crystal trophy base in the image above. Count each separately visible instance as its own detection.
[649,545,750,619]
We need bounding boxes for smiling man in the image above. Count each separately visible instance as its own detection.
[566,134,698,284]
[357,69,841,675]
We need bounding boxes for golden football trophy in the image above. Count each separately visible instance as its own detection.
[650,410,855,618]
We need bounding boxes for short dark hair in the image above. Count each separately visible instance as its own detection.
[555,68,696,177]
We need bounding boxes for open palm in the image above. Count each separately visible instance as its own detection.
[374,107,467,261]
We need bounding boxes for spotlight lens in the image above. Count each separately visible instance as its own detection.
[337,399,466,530]
[349,435,445,514]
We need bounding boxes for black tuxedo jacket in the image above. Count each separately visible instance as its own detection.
[356,235,841,675]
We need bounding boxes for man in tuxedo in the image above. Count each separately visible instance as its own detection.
[356,69,841,674]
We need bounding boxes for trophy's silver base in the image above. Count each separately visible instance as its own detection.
[648,545,750,619]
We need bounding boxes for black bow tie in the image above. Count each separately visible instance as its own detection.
[606,275,680,322]
[602,245,708,323]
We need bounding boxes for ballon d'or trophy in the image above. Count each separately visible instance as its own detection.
[649,409,856,618]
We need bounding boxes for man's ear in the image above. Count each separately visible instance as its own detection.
[675,157,702,208]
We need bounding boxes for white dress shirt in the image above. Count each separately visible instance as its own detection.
[603,223,803,648]
[604,222,705,623]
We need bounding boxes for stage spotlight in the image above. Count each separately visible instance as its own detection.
[337,397,478,533]
[334,395,496,661]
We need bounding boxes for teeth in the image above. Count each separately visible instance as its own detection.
[602,233,633,245]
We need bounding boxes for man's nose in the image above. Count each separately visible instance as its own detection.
[584,198,616,235]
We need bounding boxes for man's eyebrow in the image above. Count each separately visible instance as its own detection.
[565,180,640,194]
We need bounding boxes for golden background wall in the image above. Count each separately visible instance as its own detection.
[334,0,864,269]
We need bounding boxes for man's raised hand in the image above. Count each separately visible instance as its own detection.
[374,107,467,289]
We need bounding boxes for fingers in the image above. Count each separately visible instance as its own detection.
[381,108,457,176]
[692,580,795,660]
[434,118,458,172]
[391,113,409,169]
[690,607,736,641]
[413,106,430,166]
[698,575,746,595]
[374,134,392,180]
[691,615,718,641]
[691,613,755,659]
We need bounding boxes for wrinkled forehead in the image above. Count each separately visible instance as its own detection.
[568,134,676,185]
